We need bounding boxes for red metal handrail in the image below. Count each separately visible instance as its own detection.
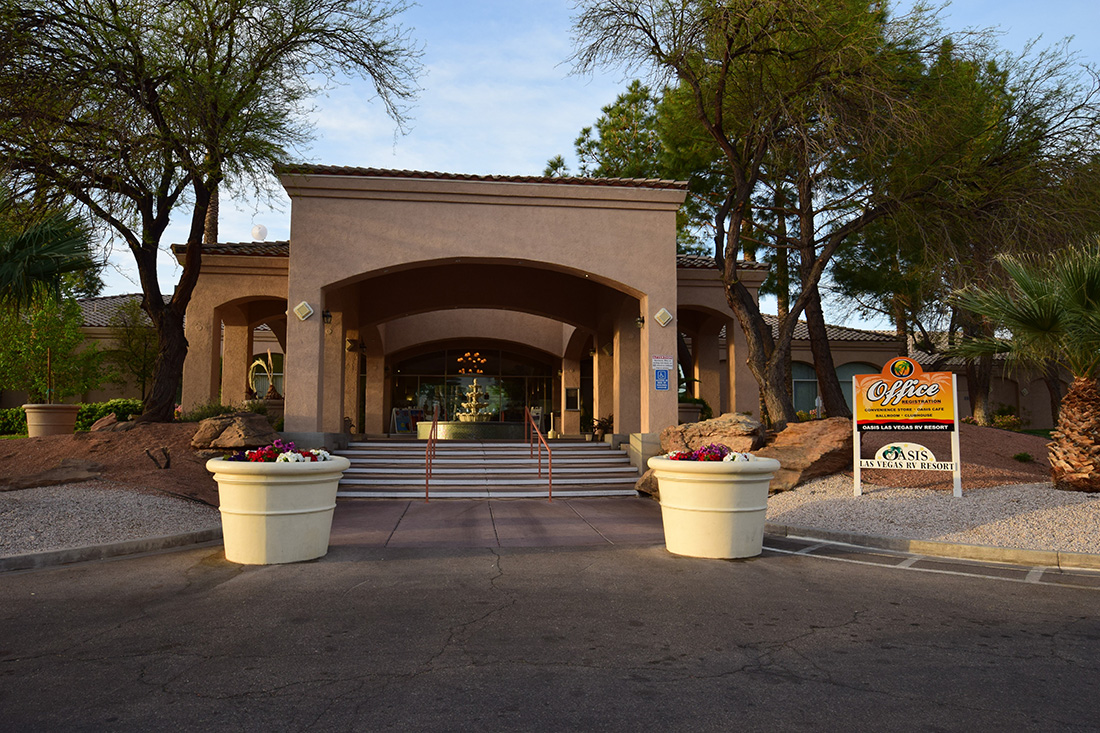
[524,406,553,502]
[425,404,440,502]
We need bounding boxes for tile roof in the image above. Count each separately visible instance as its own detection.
[273,164,690,191]
[170,241,290,257]
[761,314,899,343]
[78,293,160,327]
[676,254,769,271]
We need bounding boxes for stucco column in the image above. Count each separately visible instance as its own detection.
[638,297,679,435]
[695,317,723,416]
[727,315,759,415]
[593,333,615,424]
[283,288,326,433]
[343,321,362,434]
[181,296,220,410]
[361,325,385,434]
[560,356,581,435]
[613,302,641,434]
[321,304,347,433]
[219,307,253,406]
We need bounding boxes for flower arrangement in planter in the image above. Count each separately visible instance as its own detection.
[207,439,350,565]
[648,442,780,559]
[665,443,755,462]
[226,438,331,463]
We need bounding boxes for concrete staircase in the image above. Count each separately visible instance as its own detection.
[335,439,641,499]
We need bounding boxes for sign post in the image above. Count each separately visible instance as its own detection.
[853,357,962,498]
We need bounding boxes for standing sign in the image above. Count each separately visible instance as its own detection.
[852,357,962,497]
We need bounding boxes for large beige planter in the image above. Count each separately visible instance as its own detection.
[23,404,80,437]
[648,455,781,559]
[206,456,351,565]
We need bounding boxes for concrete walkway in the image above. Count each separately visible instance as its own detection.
[330,497,665,549]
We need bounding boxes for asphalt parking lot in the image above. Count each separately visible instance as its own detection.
[2,540,1099,731]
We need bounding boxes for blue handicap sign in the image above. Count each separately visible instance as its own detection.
[655,369,670,391]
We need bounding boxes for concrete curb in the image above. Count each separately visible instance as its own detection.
[0,527,223,573]
[765,522,1100,571]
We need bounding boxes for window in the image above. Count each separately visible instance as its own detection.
[836,362,879,411]
[791,362,818,414]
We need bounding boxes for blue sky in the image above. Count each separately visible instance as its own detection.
[99,0,1100,314]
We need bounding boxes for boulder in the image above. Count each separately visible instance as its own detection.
[660,412,766,455]
[635,468,660,500]
[190,411,278,450]
[89,413,118,431]
[757,417,852,492]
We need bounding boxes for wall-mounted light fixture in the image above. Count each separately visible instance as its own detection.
[588,348,597,357]
[322,310,332,324]
[635,316,645,328]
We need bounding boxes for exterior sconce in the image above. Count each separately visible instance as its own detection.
[635,316,645,328]
[322,310,332,324]
[588,349,597,357]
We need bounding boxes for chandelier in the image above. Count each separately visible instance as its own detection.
[456,351,487,375]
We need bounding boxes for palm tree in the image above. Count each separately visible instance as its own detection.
[0,205,94,309]
[953,241,1100,492]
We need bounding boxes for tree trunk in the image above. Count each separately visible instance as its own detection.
[1048,377,1100,491]
[723,272,798,429]
[795,174,849,418]
[966,354,993,425]
[140,310,188,422]
[803,284,851,418]
[1042,360,1065,427]
[774,187,792,398]
[204,184,219,245]
[137,179,212,422]
[893,293,910,357]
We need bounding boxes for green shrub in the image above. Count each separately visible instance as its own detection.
[0,407,27,435]
[992,414,1023,432]
[1013,452,1033,463]
[75,398,144,430]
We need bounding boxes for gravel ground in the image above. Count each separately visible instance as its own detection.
[0,481,219,558]
[767,475,1100,555]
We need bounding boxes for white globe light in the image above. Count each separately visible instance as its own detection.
[251,224,268,241]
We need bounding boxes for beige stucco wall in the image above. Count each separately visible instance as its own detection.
[279,173,686,436]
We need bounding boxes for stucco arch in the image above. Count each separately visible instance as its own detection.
[280,168,687,436]
[325,259,639,333]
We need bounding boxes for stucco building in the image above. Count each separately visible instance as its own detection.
[174,166,902,443]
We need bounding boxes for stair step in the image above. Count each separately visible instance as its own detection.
[338,489,638,499]
[335,438,637,499]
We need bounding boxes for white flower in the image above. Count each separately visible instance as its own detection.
[722,452,755,462]
[276,451,306,462]
[311,449,332,461]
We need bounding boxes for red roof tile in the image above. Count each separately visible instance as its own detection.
[273,164,689,191]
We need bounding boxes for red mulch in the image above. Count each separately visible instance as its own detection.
[0,423,219,506]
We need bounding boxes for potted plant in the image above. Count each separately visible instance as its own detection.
[648,443,781,559]
[206,439,351,565]
[0,298,108,436]
[592,414,613,442]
